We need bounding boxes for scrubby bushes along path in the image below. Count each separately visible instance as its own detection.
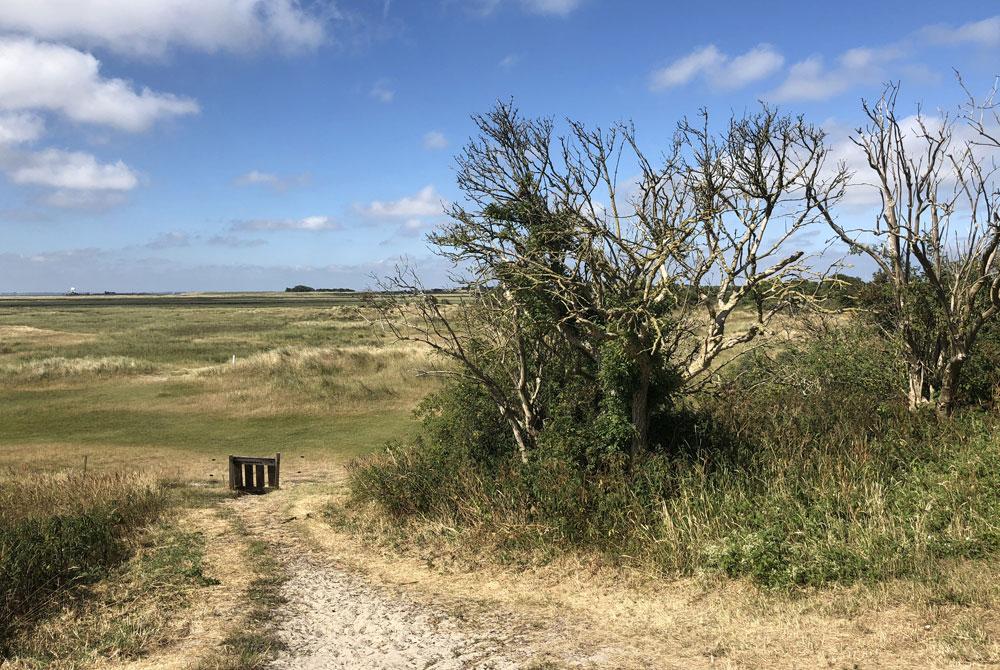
[350,327,1000,588]
[0,474,165,648]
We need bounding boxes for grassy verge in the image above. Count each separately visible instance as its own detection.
[3,515,222,667]
[347,414,1000,589]
[0,473,165,650]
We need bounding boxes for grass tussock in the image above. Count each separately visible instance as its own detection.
[200,343,436,413]
[0,356,157,382]
[0,473,165,649]
[2,521,220,668]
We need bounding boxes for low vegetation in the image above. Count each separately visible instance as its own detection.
[0,296,432,664]
[350,327,1000,587]
[0,474,165,649]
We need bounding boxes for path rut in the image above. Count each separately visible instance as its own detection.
[225,489,544,670]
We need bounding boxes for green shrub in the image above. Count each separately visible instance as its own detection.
[0,474,165,648]
[961,318,1000,407]
[349,325,1000,589]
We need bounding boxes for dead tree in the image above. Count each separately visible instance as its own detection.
[811,83,1000,415]
[366,268,549,463]
[375,102,846,459]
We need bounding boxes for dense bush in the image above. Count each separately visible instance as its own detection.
[349,325,1000,588]
[961,318,1000,407]
[0,474,165,647]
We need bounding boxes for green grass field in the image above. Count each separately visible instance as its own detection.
[0,294,438,478]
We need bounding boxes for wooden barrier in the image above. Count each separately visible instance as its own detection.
[228,453,280,493]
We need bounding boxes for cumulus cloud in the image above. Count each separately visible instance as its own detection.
[0,37,199,132]
[230,215,339,231]
[0,112,44,144]
[234,169,311,192]
[422,131,448,150]
[767,45,903,102]
[650,43,783,91]
[360,185,444,219]
[0,0,327,56]
[6,148,137,191]
[922,15,1000,48]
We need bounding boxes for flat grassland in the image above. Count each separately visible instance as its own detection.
[0,293,437,478]
[3,294,997,669]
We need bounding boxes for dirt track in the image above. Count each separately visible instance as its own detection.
[225,488,591,669]
[210,479,997,670]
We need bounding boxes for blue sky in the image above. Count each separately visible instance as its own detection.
[0,0,997,292]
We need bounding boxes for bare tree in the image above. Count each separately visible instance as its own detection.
[367,269,551,463]
[373,102,846,459]
[811,83,1000,415]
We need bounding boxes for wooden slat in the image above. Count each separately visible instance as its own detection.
[254,463,264,492]
[228,457,276,466]
[229,455,244,490]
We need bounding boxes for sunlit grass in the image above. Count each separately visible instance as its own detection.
[0,300,436,477]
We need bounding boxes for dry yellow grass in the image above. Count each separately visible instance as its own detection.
[311,482,1000,669]
[0,325,96,348]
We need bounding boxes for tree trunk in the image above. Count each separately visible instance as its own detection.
[906,362,927,410]
[507,417,531,464]
[937,358,964,417]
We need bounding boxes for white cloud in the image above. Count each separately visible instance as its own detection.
[463,0,581,17]
[0,112,44,144]
[234,169,310,192]
[922,15,1000,48]
[650,44,783,91]
[767,46,902,102]
[725,44,786,89]
[499,53,519,69]
[520,0,581,16]
[0,37,199,132]
[650,45,723,89]
[361,185,445,219]
[231,215,338,231]
[370,79,394,103]
[422,131,448,150]
[7,148,137,190]
[42,189,127,209]
[0,0,327,56]
[145,231,191,249]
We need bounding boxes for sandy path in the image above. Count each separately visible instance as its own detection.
[271,553,524,669]
[225,489,542,670]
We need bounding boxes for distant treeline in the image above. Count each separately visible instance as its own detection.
[285,284,458,294]
[284,285,356,293]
